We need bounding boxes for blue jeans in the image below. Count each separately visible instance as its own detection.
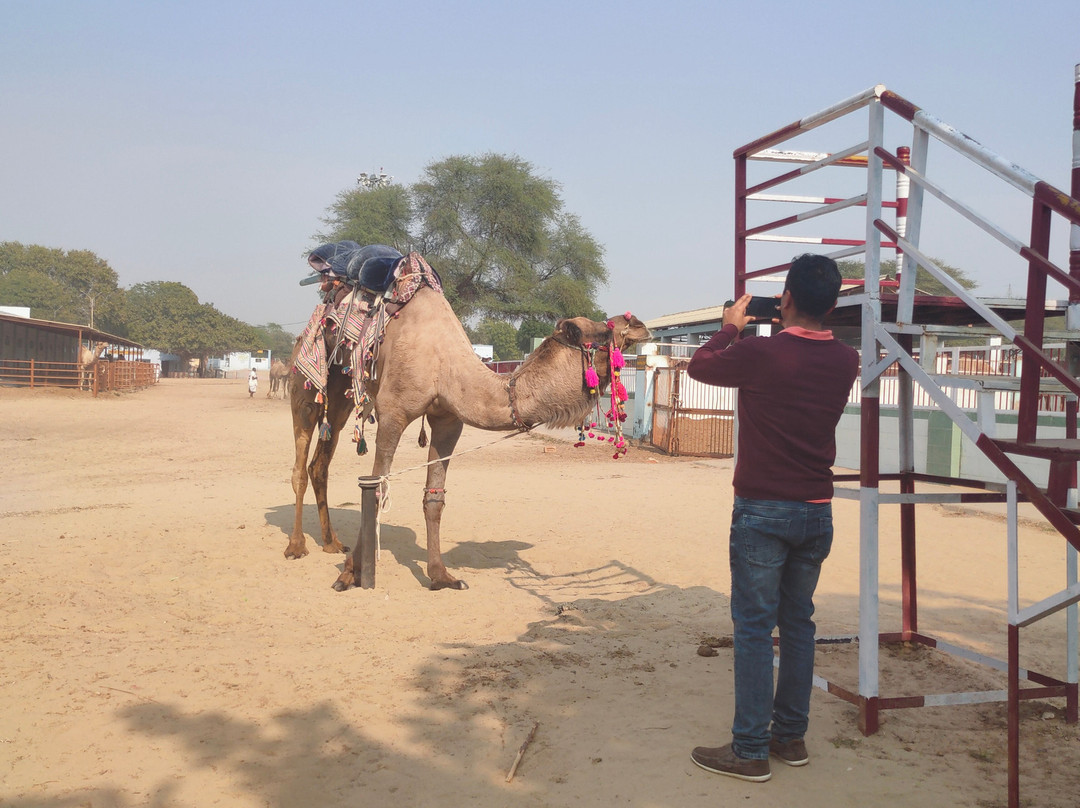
[728,496,833,760]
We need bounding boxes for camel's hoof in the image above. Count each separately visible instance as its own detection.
[430,579,469,591]
[284,546,309,560]
[331,580,349,592]
[322,542,349,555]
[332,574,355,592]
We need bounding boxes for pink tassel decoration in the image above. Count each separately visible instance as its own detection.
[611,347,625,369]
[585,366,600,390]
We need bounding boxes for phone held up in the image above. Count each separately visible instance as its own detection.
[724,296,779,321]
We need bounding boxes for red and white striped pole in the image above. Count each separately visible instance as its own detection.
[895,146,911,286]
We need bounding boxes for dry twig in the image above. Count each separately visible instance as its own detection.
[505,721,539,783]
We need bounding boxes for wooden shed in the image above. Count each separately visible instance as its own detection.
[0,311,154,395]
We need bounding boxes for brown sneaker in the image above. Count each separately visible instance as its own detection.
[690,744,771,782]
[769,737,809,767]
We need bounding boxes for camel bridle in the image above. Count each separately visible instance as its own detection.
[506,331,614,431]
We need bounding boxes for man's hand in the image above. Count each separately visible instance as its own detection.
[723,294,754,332]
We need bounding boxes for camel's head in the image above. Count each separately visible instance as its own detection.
[550,313,651,391]
[552,313,651,354]
[606,312,651,351]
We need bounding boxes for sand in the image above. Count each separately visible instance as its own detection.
[1,377,1078,808]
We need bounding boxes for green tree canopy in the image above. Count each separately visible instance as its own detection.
[469,318,520,361]
[516,318,554,354]
[318,184,413,250]
[253,322,299,360]
[126,281,261,362]
[317,153,608,325]
[0,241,127,334]
[838,257,976,296]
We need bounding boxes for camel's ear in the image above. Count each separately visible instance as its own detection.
[557,318,585,347]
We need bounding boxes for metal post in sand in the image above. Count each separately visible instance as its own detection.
[357,476,380,589]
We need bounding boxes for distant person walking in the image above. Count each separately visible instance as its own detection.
[248,368,258,398]
[686,253,859,783]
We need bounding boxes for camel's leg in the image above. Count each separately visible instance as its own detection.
[285,373,336,557]
[421,414,466,591]
[333,413,408,591]
[308,386,354,554]
[285,404,317,559]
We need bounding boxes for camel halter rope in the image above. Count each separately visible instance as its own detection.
[571,315,631,460]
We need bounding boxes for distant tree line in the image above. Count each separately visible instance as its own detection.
[0,241,293,365]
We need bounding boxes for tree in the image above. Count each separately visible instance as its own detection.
[470,318,520,361]
[838,257,976,296]
[315,153,608,325]
[63,249,127,335]
[253,322,298,360]
[126,281,260,365]
[516,318,554,354]
[318,184,413,251]
[0,242,126,333]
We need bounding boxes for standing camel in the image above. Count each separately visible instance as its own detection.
[285,280,650,591]
[79,341,108,391]
[266,359,291,399]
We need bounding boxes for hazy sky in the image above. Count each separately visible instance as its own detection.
[3,1,1079,333]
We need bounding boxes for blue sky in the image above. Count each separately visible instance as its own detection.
[3,1,1078,332]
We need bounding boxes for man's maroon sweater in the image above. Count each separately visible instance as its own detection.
[686,323,860,502]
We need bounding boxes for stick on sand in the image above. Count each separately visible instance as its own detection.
[505,721,539,783]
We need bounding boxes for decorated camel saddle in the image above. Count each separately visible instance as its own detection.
[293,244,443,447]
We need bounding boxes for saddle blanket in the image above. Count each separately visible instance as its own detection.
[292,251,444,417]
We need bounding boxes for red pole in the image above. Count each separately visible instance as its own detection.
[1068,62,1080,729]
[1017,201,1052,442]
[735,154,748,299]
[1071,63,1079,288]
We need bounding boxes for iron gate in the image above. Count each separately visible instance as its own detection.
[648,366,734,458]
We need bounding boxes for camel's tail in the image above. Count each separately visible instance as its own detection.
[417,415,428,448]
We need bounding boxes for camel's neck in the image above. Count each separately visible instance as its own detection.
[82,344,107,365]
[451,338,603,432]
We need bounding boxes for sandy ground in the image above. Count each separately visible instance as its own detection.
[1,376,1079,808]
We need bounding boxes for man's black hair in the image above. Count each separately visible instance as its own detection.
[784,253,842,319]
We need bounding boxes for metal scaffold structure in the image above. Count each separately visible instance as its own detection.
[732,70,1080,808]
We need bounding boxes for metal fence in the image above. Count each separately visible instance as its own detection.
[644,340,1072,459]
[0,359,158,396]
[649,366,735,458]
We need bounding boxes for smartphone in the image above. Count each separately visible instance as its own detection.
[724,296,779,320]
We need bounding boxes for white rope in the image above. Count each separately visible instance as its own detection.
[358,428,532,561]
[361,428,532,512]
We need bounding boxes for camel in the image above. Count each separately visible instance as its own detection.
[266,359,291,399]
[285,282,650,591]
[79,341,108,391]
